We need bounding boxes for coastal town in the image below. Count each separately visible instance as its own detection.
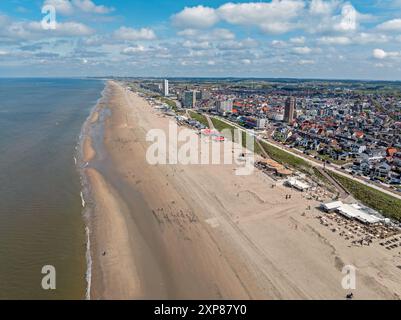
[5,0,401,305]
[137,78,401,190]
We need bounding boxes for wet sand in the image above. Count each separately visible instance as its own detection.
[83,137,96,163]
[84,81,401,300]
[90,111,99,124]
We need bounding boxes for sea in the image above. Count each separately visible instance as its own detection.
[0,78,104,299]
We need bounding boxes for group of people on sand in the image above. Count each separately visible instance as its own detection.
[285,194,292,200]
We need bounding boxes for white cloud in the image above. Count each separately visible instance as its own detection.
[0,13,10,28]
[377,19,401,31]
[72,0,114,14]
[54,21,94,36]
[121,45,148,55]
[272,40,287,47]
[298,59,315,65]
[306,2,363,34]
[42,0,113,15]
[318,36,351,45]
[182,40,211,50]
[217,0,304,34]
[333,3,358,32]
[177,29,199,37]
[172,1,304,34]
[217,38,258,50]
[172,5,219,29]
[373,48,400,59]
[354,32,389,44]
[171,1,367,35]
[260,21,295,34]
[4,20,94,40]
[272,40,287,48]
[114,27,156,41]
[43,0,74,15]
[318,33,389,46]
[309,0,339,16]
[210,28,235,40]
[289,36,305,44]
[373,49,387,59]
[292,46,312,54]
[178,28,235,41]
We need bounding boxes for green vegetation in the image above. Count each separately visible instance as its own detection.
[259,141,313,173]
[160,97,178,111]
[313,168,330,184]
[312,168,337,193]
[211,117,343,190]
[211,118,262,154]
[328,172,401,221]
[317,153,348,166]
[211,117,235,135]
[211,117,312,168]
[188,111,209,128]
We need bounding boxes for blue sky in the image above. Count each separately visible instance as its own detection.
[0,0,401,79]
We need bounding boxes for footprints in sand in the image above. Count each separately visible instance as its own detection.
[236,190,266,204]
[151,206,200,237]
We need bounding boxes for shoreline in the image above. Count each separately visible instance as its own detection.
[76,80,109,300]
[82,81,401,300]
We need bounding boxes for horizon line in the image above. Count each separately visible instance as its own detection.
[1,76,401,83]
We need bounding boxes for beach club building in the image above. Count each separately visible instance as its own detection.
[256,159,293,178]
[320,201,383,225]
[285,178,311,191]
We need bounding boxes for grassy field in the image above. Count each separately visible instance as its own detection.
[211,117,235,135]
[210,118,259,152]
[211,117,310,165]
[329,172,401,221]
[188,111,209,128]
[211,117,346,191]
[312,168,337,193]
[259,141,313,173]
[160,97,178,111]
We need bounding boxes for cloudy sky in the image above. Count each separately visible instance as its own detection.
[1,0,401,79]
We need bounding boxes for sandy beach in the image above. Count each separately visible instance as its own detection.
[83,137,96,163]
[90,111,99,124]
[83,81,401,300]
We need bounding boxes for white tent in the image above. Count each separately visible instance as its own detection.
[320,201,343,212]
[337,204,382,224]
[321,201,382,224]
[286,179,311,191]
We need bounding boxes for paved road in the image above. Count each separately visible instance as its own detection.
[212,116,401,201]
